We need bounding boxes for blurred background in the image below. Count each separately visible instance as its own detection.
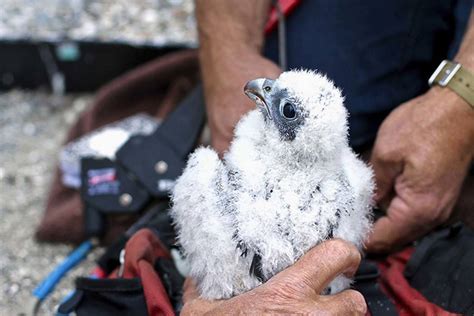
[0,1,195,314]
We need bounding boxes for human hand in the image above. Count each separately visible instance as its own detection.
[202,51,281,154]
[181,239,366,315]
[367,87,474,253]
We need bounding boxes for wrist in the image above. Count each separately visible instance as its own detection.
[198,27,264,57]
[199,46,258,103]
[196,0,270,55]
[198,43,262,71]
[426,86,474,158]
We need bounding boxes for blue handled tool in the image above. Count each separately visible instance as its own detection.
[29,240,95,315]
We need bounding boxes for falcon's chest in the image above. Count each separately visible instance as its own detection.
[230,165,355,282]
[232,163,348,218]
[231,161,355,238]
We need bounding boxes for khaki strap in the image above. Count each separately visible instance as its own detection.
[448,65,474,109]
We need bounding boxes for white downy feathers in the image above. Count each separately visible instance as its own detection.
[171,69,374,299]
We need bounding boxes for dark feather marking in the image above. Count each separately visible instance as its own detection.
[311,185,323,225]
[237,241,249,258]
[327,209,342,239]
[234,231,249,258]
[299,183,322,212]
[250,253,265,282]
[335,208,341,219]
[265,183,274,200]
[227,169,241,191]
[327,224,335,239]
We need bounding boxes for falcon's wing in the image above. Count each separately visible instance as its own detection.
[340,147,374,213]
[337,147,374,247]
[170,147,239,298]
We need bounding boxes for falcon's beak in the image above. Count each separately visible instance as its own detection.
[244,78,274,120]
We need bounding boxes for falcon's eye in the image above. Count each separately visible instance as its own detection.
[264,86,271,92]
[281,102,296,119]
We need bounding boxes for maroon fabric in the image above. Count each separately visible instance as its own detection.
[114,229,174,316]
[35,49,200,244]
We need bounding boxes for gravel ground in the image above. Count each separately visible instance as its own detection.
[0,91,99,315]
[0,0,197,45]
[0,1,195,314]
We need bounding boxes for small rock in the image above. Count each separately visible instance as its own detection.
[8,283,20,296]
[5,174,16,185]
[23,123,37,136]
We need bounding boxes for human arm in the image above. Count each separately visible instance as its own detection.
[181,239,367,315]
[367,10,474,253]
[195,0,281,154]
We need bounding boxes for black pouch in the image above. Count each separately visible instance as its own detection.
[58,278,148,316]
[116,86,205,198]
[405,223,474,315]
[154,258,185,313]
[80,157,150,237]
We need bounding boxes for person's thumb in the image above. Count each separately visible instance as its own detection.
[267,239,361,296]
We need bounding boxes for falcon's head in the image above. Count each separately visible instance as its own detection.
[244,69,349,160]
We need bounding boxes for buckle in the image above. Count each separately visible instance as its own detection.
[428,60,461,87]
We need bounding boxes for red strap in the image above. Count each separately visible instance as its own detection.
[122,228,170,279]
[121,229,174,316]
[378,248,460,316]
[265,0,301,34]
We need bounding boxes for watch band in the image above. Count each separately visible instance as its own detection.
[429,60,474,109]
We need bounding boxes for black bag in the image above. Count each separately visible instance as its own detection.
[405,223,474,315]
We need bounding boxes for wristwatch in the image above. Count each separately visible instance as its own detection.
[428,60,474,109]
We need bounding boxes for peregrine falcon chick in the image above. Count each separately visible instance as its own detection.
[171,69,374,299]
